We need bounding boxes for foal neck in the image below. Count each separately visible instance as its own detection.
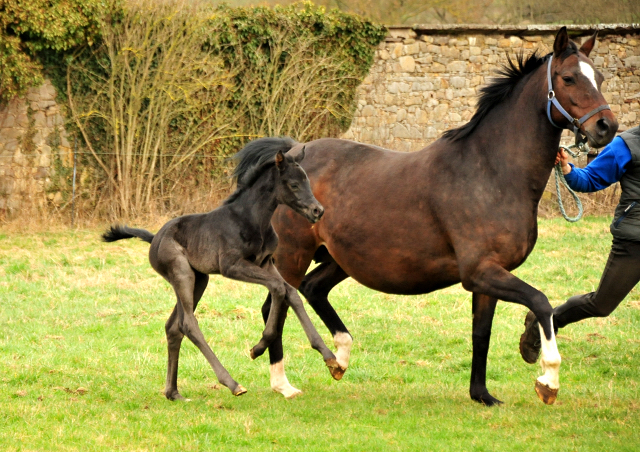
[232,166,279,230]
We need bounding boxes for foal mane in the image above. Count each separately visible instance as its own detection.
[442,44,578,142]
[224,136,298,205]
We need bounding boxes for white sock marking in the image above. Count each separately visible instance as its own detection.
[333,332,353,370]
[269,361,302,399]
[536,316,561,390]
[579,61,598,90]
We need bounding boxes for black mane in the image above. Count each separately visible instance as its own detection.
[442,49,570,142]
[224,137,298,205]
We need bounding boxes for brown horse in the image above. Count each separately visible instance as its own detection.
[252,28,618,405]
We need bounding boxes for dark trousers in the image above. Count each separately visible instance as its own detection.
[554,237,640,329]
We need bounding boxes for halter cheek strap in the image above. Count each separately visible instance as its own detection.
[546,55,611,134]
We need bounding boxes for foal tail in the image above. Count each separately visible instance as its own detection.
[102,224,154,244]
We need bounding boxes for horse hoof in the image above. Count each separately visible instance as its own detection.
[325,358,346,381]
[233,385,248,397]
[165,391,186,401]
[535,380,558,405]
[249,348,257,360]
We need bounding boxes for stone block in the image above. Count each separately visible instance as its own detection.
[379,49,390,60]
[392,123,410,138]
[510,37,523,47]
[427,45,441,54]
[498,39,511,48]
[362,105,376,117]
[391,43,403,59]
[430,62,446,73]
[33,111,46,127]
[450,76,466,89]
[446,61,467,73]
[405,43,420,55]
[0,114,16,128]
[625,56,640,68]
[470,46,481,56]
[15,113,28,128]
[398,56,416,72]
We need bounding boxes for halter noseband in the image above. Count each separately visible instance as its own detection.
[546,55,611,135]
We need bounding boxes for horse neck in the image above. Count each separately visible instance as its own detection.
[461,66,563,189]
[234,168,279,231]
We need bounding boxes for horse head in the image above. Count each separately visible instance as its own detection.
[274,147,324,223]
[547,27,618,148]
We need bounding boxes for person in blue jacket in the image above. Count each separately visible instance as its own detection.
[520,125,640,364]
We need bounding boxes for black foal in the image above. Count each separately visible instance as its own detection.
[103,137,342,400]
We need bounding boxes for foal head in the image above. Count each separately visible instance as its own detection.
[547,27,618,147]
[274,147,324,224]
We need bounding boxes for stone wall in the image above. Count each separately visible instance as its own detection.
[342,24,640,151]
[1,25,639,215]
[0,80,70,214]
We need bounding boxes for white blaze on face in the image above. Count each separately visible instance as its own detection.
[579,61,598,90]
[270,361,302,399]
[536,316,561,390]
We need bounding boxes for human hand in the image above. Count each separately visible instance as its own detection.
[555,149,572,175]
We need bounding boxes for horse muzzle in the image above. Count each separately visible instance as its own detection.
[583,113,618,148]
[305,203,324,224]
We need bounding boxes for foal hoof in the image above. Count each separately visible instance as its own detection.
[325,358,346,381]
[232,385,248,397]
[535,380,558,405]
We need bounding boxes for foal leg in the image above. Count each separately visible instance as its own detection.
[299,260,351,370]
[462,261,560,405]
[164,271,210,401]
[221,258,342,379]
[170,262,246,397]
[469,293,501,406]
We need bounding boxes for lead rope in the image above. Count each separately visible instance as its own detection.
[554,142,590,222]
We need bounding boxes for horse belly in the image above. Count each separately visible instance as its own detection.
[322,232,461,295]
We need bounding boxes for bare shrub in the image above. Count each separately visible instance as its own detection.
[67,0,241,220]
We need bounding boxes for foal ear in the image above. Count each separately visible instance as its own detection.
[579,31,598,58]
[275,150,285,170]
[553,26,570,57]
[294,146,306,164]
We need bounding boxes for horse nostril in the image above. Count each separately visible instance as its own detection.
[596,117,610,138]
[313,205,324,218]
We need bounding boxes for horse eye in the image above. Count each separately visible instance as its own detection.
[563,76,575,85]
[289,183,299,190]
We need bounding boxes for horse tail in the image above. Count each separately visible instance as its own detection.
[102,224,154,244]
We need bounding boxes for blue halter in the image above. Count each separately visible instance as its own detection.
[546,55,611,135]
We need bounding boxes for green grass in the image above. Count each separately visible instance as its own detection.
[1,217,639,451]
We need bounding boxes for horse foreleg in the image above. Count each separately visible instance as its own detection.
[535,316,560,404]
[222,258,341,380]
[461,261,560,405]
[299,260,351,370]
[470,293,501,406]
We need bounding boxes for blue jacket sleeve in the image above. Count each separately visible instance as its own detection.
[563,136,632,193]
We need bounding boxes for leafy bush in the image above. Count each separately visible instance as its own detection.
[57,1,385,219]
[0,0,110,102]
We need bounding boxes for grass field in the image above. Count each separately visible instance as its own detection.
[1,216,639,451]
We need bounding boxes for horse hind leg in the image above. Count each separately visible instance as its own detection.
[299,258,351,371]
[260,294,302,399]
[469,293,502,406]
[171,264,246,397]
[164,301,186,401]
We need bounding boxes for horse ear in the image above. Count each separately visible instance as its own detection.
[294,146,305,163]
[275,150,285,170]
[579,31,598,57]
[553,26,569,57]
